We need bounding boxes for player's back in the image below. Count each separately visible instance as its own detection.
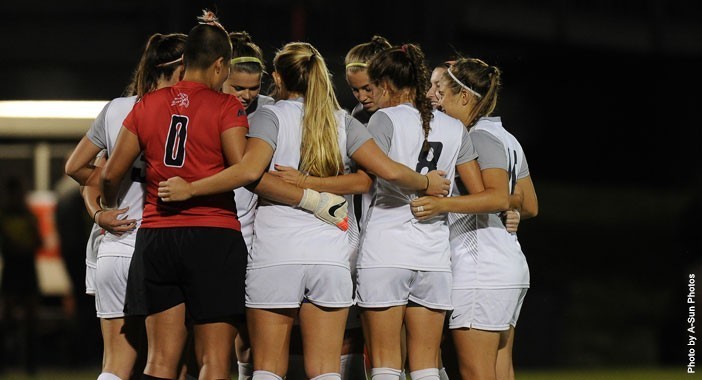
[358,105,464,272]
[123,80,248,230]
[449,116,530,290]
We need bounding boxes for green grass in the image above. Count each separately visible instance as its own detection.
[518,368,694,380]
[0,367,695,380]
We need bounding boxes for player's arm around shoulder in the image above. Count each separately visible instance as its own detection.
[101,127,141,208]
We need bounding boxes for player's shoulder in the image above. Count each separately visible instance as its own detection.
[432,109,463,127]
[473,116,503,131]
[107,95,137,113]
[381,103,413,117]
[257,94,275,107]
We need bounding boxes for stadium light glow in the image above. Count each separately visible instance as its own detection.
[0,100,109,138]
[0,100,108,119]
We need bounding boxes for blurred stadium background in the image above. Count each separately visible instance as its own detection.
[0,1,700,378]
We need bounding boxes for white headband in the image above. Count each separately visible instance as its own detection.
[447,68,482,98]
[156,56,183,68]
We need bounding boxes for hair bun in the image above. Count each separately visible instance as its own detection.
[371,35,390,48]
[229,31,252,44]
[197,9,220,25]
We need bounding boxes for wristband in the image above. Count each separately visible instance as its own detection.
[423,175,430,191]
[93,209,103,224]
[99,196,115,211]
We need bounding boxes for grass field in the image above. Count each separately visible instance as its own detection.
[0,367,694,380]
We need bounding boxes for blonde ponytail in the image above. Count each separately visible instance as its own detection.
[301,52,344,177]
[275,43,344,177]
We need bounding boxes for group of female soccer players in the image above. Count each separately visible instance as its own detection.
[65,9,537,380]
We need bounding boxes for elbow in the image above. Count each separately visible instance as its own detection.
[354,176,373,194]
[244,167,266,186]
[497,197,510,213]
[493,192,510,213]
[522,204,539,219]
[64,160,81,183]
[100,166,119,190]
[379,167,402,183]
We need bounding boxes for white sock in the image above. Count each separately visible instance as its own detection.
[438,367,449,380]
[340,353,365,380]
[311,373,342,380]
[410,368,439,380]
[400,369,407,379]
[97,373,121,380]
[252,370,284,380]
[238,361,253,380]
[371,367,402,380]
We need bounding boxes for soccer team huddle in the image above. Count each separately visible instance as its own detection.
[64,9,538,380]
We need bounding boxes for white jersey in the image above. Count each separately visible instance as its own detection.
[86,96,145,258]
[358,105,474,272]
[248,100,354,269]
[234,94,275,252]
[450,117,530,289]
[255,94,275,110]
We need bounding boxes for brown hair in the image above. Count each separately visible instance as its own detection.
[367,44,433,151]
[444,58,501,127]
[126,33,186,98]
[229,31,266,74]
[183,11,231,71]
[344,35,392,73]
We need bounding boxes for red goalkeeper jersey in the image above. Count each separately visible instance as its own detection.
[123,80,248,230]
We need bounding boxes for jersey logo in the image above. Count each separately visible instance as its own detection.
[329,199,347,217]
[237,108,246,117]
[171,93,190,108]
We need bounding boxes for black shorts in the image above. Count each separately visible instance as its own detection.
[124,227,247,323]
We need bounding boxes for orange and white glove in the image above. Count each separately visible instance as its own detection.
[298,189,349,231]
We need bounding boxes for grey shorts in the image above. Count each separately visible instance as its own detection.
[246,264,353,309]
[355,268,453,310]
[448,288,527,331]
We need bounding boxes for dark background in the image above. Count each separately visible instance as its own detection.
[1,0,701,370]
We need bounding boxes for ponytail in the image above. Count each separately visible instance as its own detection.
[274,43,344,177]
[402,44,433,152]
[127,32,187,98]
[444,58,501,127]
[367,43,433,151]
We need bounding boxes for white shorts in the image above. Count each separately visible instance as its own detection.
[246,264,353,309]
[355,268,453,310]
[85,261,97,296]
[95,256,132,318]
[448,288,527,331]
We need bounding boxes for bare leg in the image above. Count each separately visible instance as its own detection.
[299,302,348,377]
[100,317,142,379]
[143,303,188,379]
[495,327,515,380]
[247,308,296,377]
[361,306,405,370]
[194,321,237,379]
[451,328,500,380]
[404,307,445,372]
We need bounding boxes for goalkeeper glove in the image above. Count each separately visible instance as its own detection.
[298,189,349,231]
